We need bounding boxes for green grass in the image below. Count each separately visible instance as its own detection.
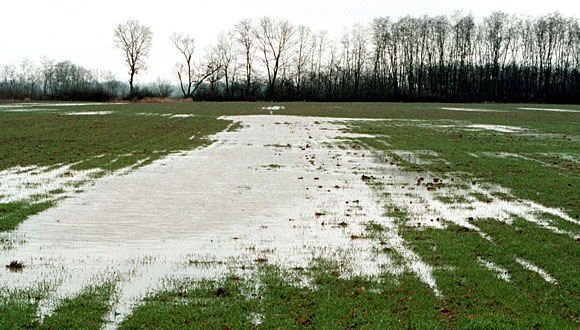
[0,103,236,171]
[347,107,579,218]
[0,282,114,330]
[401,219,579,328]
[263,163,283,169]
[120,275,256,329]
[41,283,115,330]
[120,263,444,330]
[0,201,55,231]
[0,289,40,329]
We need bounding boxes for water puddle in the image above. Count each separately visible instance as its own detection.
[169,114,196,118]
[518,107,580,113]
[64,111,115,116]
[362,152,579,240]
[0,164,103,203]
[2,115,433,327]
[516,258,558,284]
[468,124,525,133]
[0,102,126,113]
[477,257,511,282]
[136,112,196,119]
[390,150,439,165]
[440,107,505,112]
[261,105,285,111]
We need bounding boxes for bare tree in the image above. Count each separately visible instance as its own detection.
[233,19,255,99]
[171,32,223,98]
[190,60,223,99]
[154,77,173,98]
[294,25,314,97]
[450,12,476,97]
[350,24,370,96]
[215,32,236,99]
[171,33,196,98]
[255,17,295,100]
[310,31,329,95]
[4,12,580,103]
[41,57,55,97]
[480,11,513,99]
[114,19,153,95]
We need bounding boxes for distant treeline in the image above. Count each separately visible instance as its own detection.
[2,11,580,103]
[0,60,126,101]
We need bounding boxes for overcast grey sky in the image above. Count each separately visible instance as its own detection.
[2,0,578,84]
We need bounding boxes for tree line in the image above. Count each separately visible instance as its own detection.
[0,59,127,101]
[2,11,580,103]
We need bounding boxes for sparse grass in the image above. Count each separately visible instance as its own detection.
[264,143,292,148]
[0,102,260,173]
[119,275,256,329]
[490,191,517,202]
[469,192,493,203]
[0,102,236,233]
[346,103,579,327]
[435,194,470,204]
[262,164,283,169]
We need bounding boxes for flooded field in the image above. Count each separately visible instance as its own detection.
[1,115,406,325]
[1,103,579,328]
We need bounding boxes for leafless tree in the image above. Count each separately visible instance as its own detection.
[171,32,223,98]
[4,12,580,103]
[154,77,173,98]
[191,60,223,99]
[255,17,295,100]
[215,32,236,99]
[233,19,255,99]
[294,25,314,97]
[350,24,370,96]
[171,33,196,98]
[113,19,153,95]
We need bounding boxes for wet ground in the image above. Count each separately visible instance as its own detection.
[2,116,405,327]
[1,114,576,328]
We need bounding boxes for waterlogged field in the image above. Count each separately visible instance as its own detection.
[1,102,579,329]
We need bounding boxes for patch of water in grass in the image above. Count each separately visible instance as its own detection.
[518,107,580,113]
[439,107,505,112]
[0,164,103,204]
[467,124,526,133]
[516,258,558,284]
[63,111,114,116]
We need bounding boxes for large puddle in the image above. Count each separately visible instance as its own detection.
[1,116,415,327]
[1,115,576,328]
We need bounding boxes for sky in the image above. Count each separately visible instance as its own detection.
[2,0,579,84]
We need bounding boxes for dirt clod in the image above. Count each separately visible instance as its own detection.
[6,260,24,272]
[216,287,231,297]
[361,175,375,181]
